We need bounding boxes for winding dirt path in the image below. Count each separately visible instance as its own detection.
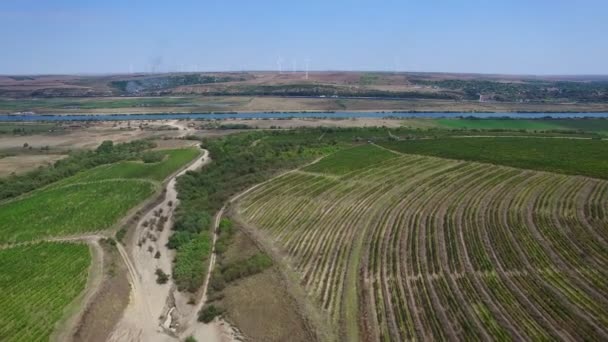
[107,148,223,342]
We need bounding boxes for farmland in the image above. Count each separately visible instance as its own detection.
[0,180,155,244]
[54,147,200,184]
[235,143,608,340]
[380,137,608,180]
[0,243,91,342]
[0,147,200,244]
[0,143,200,341]
[435,118,608,135]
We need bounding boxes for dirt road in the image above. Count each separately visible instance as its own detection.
[107,147,239,342]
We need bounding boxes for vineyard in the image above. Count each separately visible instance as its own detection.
[0,148,200,244]
[0,146,200,341]
[0,243,90,342]
[236,144,608,340]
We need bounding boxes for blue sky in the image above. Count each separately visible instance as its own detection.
[1,0,607,75]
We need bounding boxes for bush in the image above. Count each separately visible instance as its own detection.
[173,235,211,291]
[220,253,273,283]
[167,231,195,249]
[198,305,224,323]
[155,268,169,284]
[174,211,212,234]
[115,227,127,243]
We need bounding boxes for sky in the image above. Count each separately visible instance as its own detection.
[1,0,607,75]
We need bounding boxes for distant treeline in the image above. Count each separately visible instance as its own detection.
[111,74,246,94]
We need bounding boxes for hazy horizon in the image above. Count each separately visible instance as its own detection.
[4,70,608,78]
[2,0,607,75]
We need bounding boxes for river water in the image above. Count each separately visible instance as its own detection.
[1,112,608,121]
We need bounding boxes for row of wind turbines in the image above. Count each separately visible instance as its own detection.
[276,56,311,80]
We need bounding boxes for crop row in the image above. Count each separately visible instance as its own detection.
[236,146,608,340]
[0,242,90,342]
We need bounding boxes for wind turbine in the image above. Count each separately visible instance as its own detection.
[304,58,311,80]
[276,56,284,74]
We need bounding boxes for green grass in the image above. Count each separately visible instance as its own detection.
[0,180,155,244]
[57,148,199,184]
[436,118,608,135]
[549,119,608,134]
[304,144,398,175]
[0,145,200,244]
[380,137,608,179]
[0,242,90,342]
[437,119,562,131]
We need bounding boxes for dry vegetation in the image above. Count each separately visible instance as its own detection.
[2,71,607,113]
[207,227,317,342]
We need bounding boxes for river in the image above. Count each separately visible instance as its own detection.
[1,112,608,121]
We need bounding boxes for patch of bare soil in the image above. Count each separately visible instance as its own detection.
[214,230,317,342]
[72,240,130,342]
[151,138,199,150]
[0,126,177,151]
[0,153,66,176]
[209,117,407,129]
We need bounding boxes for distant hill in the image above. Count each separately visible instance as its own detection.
[1,71,607,103]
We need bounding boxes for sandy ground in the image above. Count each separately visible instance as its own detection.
[0,153,66,176]
[108,146,239,342]
[208,117,410,129]
[0,126,178,151]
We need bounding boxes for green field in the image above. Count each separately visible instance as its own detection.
[237,144,608,341]
[304,144,397,175]
[0,146,200,341]
[380,137,608,179]
[0,243,90,342]
[436,118,608,134]
[0,148,199,243]
[0,180,155,244]
[56,148,200,185]
[437,119,561,131]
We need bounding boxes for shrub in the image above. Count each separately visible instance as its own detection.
[220,253,272,283]
[141,151,164,163]
[155,268,169,284]
[115,227,127,243]
[198,305,224,323]
[173,235,211,291]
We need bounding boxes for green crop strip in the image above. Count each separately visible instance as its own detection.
[0,243,90,342]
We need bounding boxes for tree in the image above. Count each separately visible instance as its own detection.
[155,268,169,284]
[96,140,114,153]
